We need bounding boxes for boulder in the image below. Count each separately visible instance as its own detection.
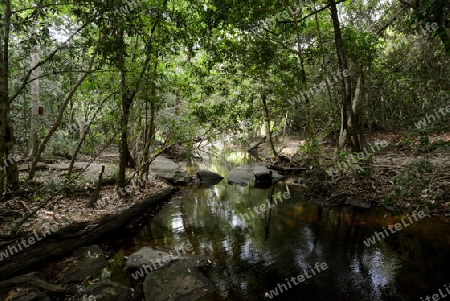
[150,157,181,173]
[196,170,223,185]
[269,170,284,181]
[127,246,207,270]
[251,165,272,182]
[84,282,132,301]
[156,171,191,185]
[143,267,215,301]
[228,166,255,186]
[150,157,191,185]
[127,247,175,269]
[63,245,107,283]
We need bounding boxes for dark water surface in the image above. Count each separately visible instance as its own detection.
[109,152,450,301]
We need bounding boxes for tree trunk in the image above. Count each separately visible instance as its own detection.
[117,28,130,191]
[140,60,158,180]
[260,83,277,158]
[0,187,177,280]
[28,16,40,160]
[328,0,364,153]
[329,0,372,176]
[28,45,98,179]
[291,2,315,140]
[0,0,20,193]
[67,92,112,176]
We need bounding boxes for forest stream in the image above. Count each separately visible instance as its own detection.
[88,152,450,301]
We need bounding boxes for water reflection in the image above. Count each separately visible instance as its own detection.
[114,153,450,300]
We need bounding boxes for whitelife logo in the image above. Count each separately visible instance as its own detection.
[265,262,328,299]
[414,105,450,130]
[287,69,350,105]
[0,225,58,261]
[131,242,193,280]
[363,211,426,247]
[231,191,291,226]
[420,282,450,301]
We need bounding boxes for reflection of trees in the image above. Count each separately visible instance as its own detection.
[146,155,450,300]
[264,183,276,240]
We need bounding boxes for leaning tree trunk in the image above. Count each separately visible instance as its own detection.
[28,45,98,179]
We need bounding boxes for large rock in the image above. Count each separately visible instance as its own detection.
[127,246,207,270]
[127,247,175,269]
[196,170,223,185]
[150,157,181,172]
[150,157,191,185]
[84,282,132,301]
[143,268,215,301]
[63,245,107,283]
[227,166,255,186]
[269,169,284,181]
[251,165,272,182]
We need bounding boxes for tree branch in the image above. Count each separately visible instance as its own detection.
[9,21,90,104]
[277,0,348,25]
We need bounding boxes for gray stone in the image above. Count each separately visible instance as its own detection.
[228,166,255,186]
[143,267,214,301]
[195,170,223,184]
[63,245,107,283]
[127,247,175,269]
[84,282,132,301]
[150,157,191,184]
[156,171,191,185]
[127,246,206,270]
[150,157,180,173]
[269,170,284,181]
[251,165,272,182]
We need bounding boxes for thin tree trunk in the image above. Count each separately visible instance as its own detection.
[260,80,277,157]
[290,2,315,140]
[117,27,130,190]
[140,61,157,179]
[67,92,113,176]
[28,16,40,160]
[328,0,371,176]
[328,0,355,151]
[28,44,98,179]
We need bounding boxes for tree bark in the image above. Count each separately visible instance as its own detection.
[0,0,20,193]
[28,15,40,160]
[290,1,315,140]
[260,81,277,158]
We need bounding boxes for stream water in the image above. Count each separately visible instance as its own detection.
[105,152,450,301]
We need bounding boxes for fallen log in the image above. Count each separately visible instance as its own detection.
[267,165,308,173]
[0,187,178,280]
[0,272,76,294]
